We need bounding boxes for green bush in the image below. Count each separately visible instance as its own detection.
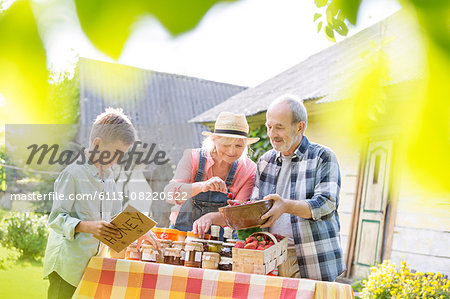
[0,212,48,261]
[0,244,21,269]
[248,125,272,163]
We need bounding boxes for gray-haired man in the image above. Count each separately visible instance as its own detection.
[252,94,345,281]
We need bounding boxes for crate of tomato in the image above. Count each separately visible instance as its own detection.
[232,232,287,275]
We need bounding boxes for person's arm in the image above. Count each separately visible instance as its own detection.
[48,171,119,240]
[304,149,340,220]
[47,171,81,240]
[261,149,340,227]
[193,161,257,238]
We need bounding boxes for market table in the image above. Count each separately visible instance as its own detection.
[72,257,353,299]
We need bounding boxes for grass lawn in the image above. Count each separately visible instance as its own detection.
[0,260,48,299]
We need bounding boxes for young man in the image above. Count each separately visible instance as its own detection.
[253,94,345,281]
[43,108,159,299]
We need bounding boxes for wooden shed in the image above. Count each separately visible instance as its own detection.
[190,11,449,278]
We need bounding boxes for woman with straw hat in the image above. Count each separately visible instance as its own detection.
[164,112,259,238]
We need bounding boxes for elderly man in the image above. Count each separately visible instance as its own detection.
[252,94,345,281]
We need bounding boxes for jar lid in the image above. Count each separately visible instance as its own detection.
[219,257,233,264]
[210,225,221,236]
[207,240,223,245]
[173,241,185,246]
[222,243,235,247]
[164,248,181,257]
[185,242,203,251]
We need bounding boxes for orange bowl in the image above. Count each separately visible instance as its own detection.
[219,200,273,230]
[151,228,187,241]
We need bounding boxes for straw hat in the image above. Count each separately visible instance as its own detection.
[202,112,260,144]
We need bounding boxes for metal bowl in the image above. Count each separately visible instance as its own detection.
[219,200,273,230]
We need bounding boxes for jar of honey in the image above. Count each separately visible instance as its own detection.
[184,242,203,268]
[164,248,183,266]
[125,242,141,260]
[210,225,221,241]
[172,241,186,263]
[207,240,223,253]
[220,243,234,258]
[157,239,173,263]
[202,252,220,270]
[140,244,158,262]
[186,231,210,242]
[219,257,233,271]
[223,227,233,242]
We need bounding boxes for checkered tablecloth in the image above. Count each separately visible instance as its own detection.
[73,257,353,299]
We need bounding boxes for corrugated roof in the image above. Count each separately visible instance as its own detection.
[191,10,425,123]
[77,58,246,162]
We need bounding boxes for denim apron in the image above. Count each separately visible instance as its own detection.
[174,149,238,239]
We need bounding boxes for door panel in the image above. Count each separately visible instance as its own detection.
[352,140,393,278]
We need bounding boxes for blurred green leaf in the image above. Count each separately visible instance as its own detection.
[326,1,338,23]
[74,0,238,60]
[314,0,328,8]
[335,0,362,25]
[331,18,348,36]
[325,25,335,42]
[314,13,322,21]
[317,21,323,32]
[0,0,50,124]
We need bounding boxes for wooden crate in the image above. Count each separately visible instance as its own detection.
[232,232,288,275]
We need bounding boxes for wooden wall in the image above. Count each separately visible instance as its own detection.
[390,174,450,275]
[301,112,361,256]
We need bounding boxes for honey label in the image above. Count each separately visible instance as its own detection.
[195,252,202,262]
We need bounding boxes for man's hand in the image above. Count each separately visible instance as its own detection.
[201,177,227,194]
[192,214,213,239]
[137,230,161,251]
[76,221,120,239]
[260,194,289,228]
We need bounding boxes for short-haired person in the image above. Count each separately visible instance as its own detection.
[253,95,345,281]
[43,108,160,299]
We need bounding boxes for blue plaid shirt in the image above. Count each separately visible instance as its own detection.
[252,136,346,281]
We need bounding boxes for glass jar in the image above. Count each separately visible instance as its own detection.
[140,244,158,262]
[172,241,186,262]
[209,225,220,241]
[125,242,141,260]
[219,257,233,271]
[192,238,209,253]
[220,243,234,258]
[223,227,233,242]
[202,252,220,270]
[164,248,183,266]
[157,239,173,263]
[186,231,210,243]
[184,242,203,268]
[207,240,223,253]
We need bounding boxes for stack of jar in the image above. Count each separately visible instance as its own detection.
[122,225,238,271]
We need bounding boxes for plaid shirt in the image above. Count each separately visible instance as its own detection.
[252,136,346,281]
